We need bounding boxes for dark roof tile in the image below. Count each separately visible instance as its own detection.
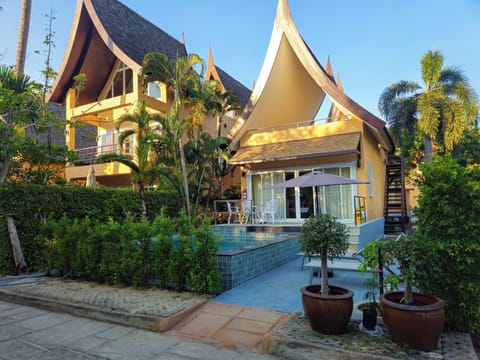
[91,0,187,63]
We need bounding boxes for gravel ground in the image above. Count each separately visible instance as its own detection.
[0,276,206,317]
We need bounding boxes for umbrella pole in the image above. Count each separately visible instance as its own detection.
[315,186,322,214]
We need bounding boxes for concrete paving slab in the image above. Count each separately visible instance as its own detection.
[16,311,73,331]
[226,317,274,335]
[69,334,111,352]
[213,327,263,349]
[168,341,245,360]
[95,324,135,340]
[0,338,47,360]
[34,347,100,360]
[0,324,31,341]
[23,317,113,347]
[179,312,232,338]
[87,328,180,359]
[9,307,46,320]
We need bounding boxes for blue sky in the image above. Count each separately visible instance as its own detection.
[0,0,479,118]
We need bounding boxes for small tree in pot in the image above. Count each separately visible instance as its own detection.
[300,214,353,334]
[300,214,349,295]
[378,234,445,351]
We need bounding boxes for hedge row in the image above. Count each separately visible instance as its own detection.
[35,212,220,294]
[0,183,183,274]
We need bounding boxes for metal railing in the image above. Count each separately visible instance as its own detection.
[74,144,129,164]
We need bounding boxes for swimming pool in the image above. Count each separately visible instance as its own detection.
[213,226,301,290]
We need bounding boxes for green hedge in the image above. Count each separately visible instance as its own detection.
[413,156,480,332]
[35,212,220,294]
[0,184,182,274]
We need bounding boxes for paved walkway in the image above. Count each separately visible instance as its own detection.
[0,257,477,359]
[0,299,282,360]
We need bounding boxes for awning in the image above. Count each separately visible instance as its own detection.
[229,132,361,165]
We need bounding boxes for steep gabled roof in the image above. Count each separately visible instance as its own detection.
[229,0,393,151]
[48,0,186,104]
[205,48,251,108]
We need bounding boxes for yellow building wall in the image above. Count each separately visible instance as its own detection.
[236,118,387,222]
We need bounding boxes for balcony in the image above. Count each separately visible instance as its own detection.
[73,144,130,165]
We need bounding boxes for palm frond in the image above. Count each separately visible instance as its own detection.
[421,50,443,90]
[98,153,140,174]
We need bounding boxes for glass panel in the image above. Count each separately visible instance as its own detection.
[147,82,161,99]
[273,172,285,219]
[125,68,133,93]
[299,170,313,218]
[285,172,296,219]
[112,71,123,97]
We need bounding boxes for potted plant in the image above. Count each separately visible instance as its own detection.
[361,276,378,331]
[377,234,445,351]
[300,214,353,334]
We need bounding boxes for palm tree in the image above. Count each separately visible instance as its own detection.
[184,132,229,216]
[141,52,204,215]
[99,101,163,217]
[15,0,32,76]
[142,52,203,109]
[379,49,478,162]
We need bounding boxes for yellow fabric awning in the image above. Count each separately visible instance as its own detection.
[229,132,361,165]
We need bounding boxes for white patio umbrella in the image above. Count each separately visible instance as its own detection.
[85,166,96,187]
[271,171,368,214]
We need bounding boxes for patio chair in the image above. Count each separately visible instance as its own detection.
[227,201,240,224]
[241,200,252,224]
[262,199,278,224]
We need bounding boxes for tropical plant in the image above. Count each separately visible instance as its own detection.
[184,132,229,216]
[0,65,39,184]
[99,101,163,217]
[379,49,479,164]
[141,52,235,216]
[378,234,417,305]
[412,156,480,332]
[300,214,349,296]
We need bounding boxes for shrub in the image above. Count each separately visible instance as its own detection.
[189,216,221,294]
[413,156,480,332]
[151,210,175,289]
[0,183,182,274]
[28,210,220,294]
[169,211,195,291]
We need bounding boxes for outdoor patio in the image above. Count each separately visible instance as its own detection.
[213,255,372,320]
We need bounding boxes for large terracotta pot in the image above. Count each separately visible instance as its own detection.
[301,285,353,334]
[380,292,444,351]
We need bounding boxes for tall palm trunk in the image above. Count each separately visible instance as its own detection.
[15,0,32,76]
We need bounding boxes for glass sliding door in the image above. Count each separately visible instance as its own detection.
[251,165,355,222]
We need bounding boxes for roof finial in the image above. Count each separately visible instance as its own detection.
[325,55,335,81]
[181,32,185,45]
[336,72,344,92]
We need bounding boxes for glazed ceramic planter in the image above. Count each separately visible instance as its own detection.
[301,285,353,334]
[380,292,444,351]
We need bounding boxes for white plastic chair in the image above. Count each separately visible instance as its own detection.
[262,199,277,224]
[227,201,240,224]
[241,200,252,224]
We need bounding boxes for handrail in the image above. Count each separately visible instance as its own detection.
[73,144,132,165]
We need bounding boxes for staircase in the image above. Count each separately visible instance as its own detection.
[384,154,408,234]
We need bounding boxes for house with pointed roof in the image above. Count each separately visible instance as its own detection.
[227,0,405,243]
[48,0,250,187]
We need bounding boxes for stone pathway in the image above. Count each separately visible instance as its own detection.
[0,275,477,359]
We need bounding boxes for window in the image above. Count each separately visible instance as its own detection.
[146,82,162,99]
[251,165,356,222]
[145,81,166,102]
[105,63,133,99]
